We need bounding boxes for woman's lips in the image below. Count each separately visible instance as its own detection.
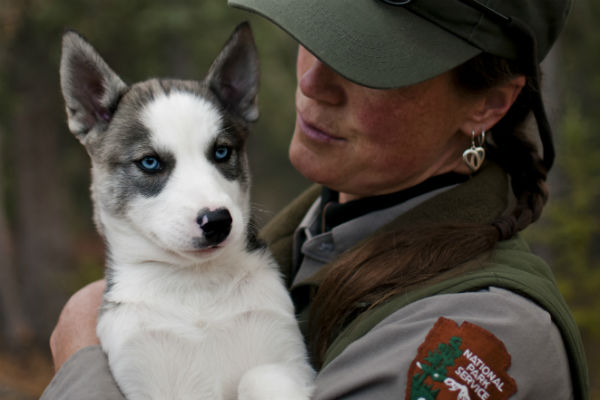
[297,113,345,143]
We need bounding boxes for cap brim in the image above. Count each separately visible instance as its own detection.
[229,0,481,89]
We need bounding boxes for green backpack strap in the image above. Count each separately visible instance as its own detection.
[322,236,589,399]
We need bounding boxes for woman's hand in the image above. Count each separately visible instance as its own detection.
[49,279,106,372]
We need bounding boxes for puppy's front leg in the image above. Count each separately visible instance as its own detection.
[238,363,313,400]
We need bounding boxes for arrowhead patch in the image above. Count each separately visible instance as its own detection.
[406,317,517,400]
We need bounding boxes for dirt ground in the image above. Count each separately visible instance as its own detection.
[0,347,54,400]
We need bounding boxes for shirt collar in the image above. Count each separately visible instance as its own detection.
[317,172,470,234]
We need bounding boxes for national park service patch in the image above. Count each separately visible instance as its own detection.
[406,317,517,400]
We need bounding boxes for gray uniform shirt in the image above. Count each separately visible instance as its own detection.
[41,190,573,399]
[292,191,572,400]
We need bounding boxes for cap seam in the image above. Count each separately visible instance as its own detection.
[407,3,485,54]
[468,0,499,49]
[468,11,485,44]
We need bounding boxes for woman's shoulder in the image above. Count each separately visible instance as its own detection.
[315,288,573,400]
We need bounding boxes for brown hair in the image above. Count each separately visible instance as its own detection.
[309,53,551,366]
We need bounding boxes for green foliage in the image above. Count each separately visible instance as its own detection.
[526,104,600,398]
[527,104,600,333]
[523,0,600,395]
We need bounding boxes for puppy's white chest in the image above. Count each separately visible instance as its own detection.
[99,307,278,399]
[97,265,312,400]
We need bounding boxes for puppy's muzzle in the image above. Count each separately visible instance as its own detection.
[197,208,232,246]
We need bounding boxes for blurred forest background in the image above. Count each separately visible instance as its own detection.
[0,0,598,398]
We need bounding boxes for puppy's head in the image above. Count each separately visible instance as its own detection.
[60,24,260,265]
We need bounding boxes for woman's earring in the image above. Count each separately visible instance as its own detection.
[462,130,486,173]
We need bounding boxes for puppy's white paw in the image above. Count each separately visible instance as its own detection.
[238,364,313,400]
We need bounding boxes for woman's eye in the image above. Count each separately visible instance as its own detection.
[137,156,163,173]
[214,145,231,162]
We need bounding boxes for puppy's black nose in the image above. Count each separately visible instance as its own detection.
[197,208,232,245]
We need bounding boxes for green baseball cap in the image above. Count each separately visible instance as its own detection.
[228,0,571,89]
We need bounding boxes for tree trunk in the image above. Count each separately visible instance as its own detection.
[7,23,73,345]
[0,129,34,347]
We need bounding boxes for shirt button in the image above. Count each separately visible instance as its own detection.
[319,242,334,252]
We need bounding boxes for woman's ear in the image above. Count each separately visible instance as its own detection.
[460,75,526,135]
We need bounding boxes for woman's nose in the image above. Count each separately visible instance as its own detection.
[298,51,346,105]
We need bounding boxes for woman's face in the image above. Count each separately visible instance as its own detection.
[290,46,480,202]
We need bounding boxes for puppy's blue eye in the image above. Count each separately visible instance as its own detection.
[214,146,231,162]
[138,156,163,172]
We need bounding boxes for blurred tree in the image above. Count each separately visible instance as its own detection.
[525,0,600,395]
[0,125,33,348]
[0,0,37,348]
[12,11,76,347]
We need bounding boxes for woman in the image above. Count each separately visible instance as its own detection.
[43,0,589,399]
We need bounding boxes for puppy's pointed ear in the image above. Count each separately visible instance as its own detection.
[206,22,259,123]
[60,30,127,139]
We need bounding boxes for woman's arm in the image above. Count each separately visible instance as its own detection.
[41,345,125,400]
[41,280,125,400]
[49,280,104,371]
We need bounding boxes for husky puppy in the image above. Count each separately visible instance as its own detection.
[59,24,314,400]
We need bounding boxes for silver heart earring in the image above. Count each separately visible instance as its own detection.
[462,129,486,173]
